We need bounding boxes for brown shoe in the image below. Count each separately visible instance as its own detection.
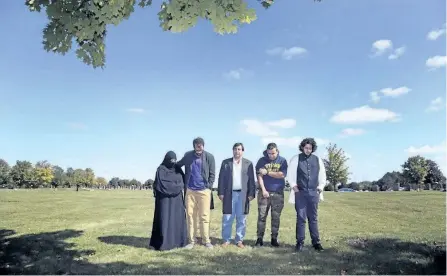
[236,241,245,248]
[222,242,230,247]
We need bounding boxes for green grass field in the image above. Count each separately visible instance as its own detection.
[0,189,445,275]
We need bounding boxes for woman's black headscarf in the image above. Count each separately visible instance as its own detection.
[154,151,185,196]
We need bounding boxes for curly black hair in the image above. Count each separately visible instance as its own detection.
[299,138,317,153]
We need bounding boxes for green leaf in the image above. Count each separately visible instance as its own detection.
[27,0,322,68]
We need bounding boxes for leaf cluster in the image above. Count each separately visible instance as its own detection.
[25,0,322,68]
[323,143,350,187]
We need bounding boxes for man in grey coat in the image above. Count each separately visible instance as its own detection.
[217,142,256,248]
[177,137,216,249]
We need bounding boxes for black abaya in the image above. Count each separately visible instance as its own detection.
[149,151,188,251]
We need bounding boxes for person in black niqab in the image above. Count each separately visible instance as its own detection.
[149,151,188,251]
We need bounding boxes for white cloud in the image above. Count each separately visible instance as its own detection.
[370,40,406,60]
[240,119,297,137]
[426,97,444,112]
[223,68,253,80]
[240,119,331,154]
[380,86,411,97]
[330,105,401,124]
[240,119,279,136]
[370,86,411,103]
[261,136,330,149]
[370,91,380,103]
[426,55,447,70]
[427,25,446,41]
[371,39,393,56]
[339,128,366,138]
[405,141,446,155]
[266,46,307,60]
[126,108,146,114]
[265,119,296,128]
[388,46,406,60]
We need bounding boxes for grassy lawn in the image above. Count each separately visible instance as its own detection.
[0,189,445,275]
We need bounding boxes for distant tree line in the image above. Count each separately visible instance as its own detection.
[1,147,445,192]
[283,143,445,193]
[325,154,446,192]
[0,159,154,190]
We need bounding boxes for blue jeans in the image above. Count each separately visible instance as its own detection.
[222,191,246,243]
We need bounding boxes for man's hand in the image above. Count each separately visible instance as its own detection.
[219,195,224,201]
[248,196,254,201]
[262,190,269,198]
[259,168,268,175]
[292,186,299,193]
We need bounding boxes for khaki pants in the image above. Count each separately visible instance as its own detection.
[186,188,211,244]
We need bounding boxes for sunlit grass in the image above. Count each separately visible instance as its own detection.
[0,189,445,274]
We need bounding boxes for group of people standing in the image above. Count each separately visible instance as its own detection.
[149,136,326,252]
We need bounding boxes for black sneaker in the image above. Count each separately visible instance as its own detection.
[295,243,304,252]
[271,238,280,247]
[313,243,324,251]
[255,238,263,246]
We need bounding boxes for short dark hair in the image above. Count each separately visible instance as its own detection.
[193,137,205,146]
[233,142,244,151]
[299,138,317,153]
[266,143,278,150]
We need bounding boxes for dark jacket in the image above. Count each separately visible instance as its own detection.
[296,153,324,196]
[217,158,256,215]
[177,150,216,190]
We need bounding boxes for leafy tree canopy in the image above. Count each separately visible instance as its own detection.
[425,159,446,185]
[0,159,11,186]
[323,143,350,190]
[402,155,428,187]
[25,0,321,68]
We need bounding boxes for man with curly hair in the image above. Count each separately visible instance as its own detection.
[290,137,326,252]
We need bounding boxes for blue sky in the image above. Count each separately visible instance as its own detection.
[0,0,446,184]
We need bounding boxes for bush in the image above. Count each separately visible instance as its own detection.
[410,183,419,191]
[324,184,334,191]
[349,182,361,191]
[371,185,380,192]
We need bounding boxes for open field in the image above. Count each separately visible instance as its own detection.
[0,189,446,275]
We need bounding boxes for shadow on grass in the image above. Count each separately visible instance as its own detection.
[98,235,149,249]
[97,235,262,249]
[1,229,445,275]
[0,228,94,274]
[338,237,446,275]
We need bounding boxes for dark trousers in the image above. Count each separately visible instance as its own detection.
[295,191,320,245]
[257,191,284,239]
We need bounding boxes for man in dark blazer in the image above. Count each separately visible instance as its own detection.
[177,137,216,249]
[217,142,256,248]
